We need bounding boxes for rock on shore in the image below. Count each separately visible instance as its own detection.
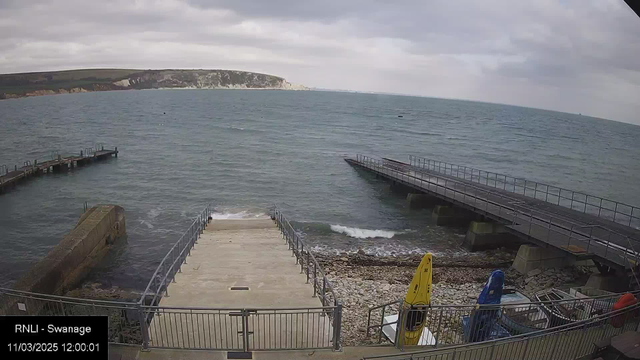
[316,250,591,346]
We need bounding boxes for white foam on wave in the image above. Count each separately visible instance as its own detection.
[330,225,396,239]
[140,220,154,229]
[210,210,268,220]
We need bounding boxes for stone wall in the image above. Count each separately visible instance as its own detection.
[11,205,126,295]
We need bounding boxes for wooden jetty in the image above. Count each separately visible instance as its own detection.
[346,154,640,272]
[0,146,118,194]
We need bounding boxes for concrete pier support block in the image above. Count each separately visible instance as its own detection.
[585,274,628,293]
[512,244,575,274]
[464,221,517,251]
[406,193,442,209]
[431,205,474,226]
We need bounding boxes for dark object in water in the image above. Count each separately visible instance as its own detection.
[398,115,403,118]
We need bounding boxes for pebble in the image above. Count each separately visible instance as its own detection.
[317,251,591,346]
[527,268,542,276]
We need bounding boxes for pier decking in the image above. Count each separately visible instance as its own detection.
[346,155,640,271]
[0,146,118,194]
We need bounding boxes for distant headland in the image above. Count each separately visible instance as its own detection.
[0,68,308,99]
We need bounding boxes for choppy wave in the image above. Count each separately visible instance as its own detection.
[140,220,155,229]
[330,224,396,239]
[210,210,268,220]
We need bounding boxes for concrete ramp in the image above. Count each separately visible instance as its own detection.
[148,218,334,350]
[157,218,318,308]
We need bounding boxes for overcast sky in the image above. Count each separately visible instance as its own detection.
[1,0,639,124]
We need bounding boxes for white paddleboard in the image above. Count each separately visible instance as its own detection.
[382,314,436,346]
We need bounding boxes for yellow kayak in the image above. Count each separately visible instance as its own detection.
[400,253,433,345]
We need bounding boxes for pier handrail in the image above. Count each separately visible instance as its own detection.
[0,146,119,195]
[361,155,639,244]
[408,155,640,229]
[353,155,640,268]
[139,204,212,307]
[508,207,640,259]
[271,206,342,350]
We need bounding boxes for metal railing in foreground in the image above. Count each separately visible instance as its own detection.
[140,205,212,307]
[142,305,338,351]
[363,302,640,360]
[408,155,640,229]
[271,206,343,350]
[366,290,640,349]
[0,289,339,351]
[0,205,341,352]
[0,287,143,345]
[352,155,640,268]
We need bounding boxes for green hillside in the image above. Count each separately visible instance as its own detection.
[0,69,142,95]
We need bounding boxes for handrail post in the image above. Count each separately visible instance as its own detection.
[568,224,574,248]
[434,307,443,348]
[395,307,405,350]
[306,250,310,283]
[322,277,327,306]
[140,305,150,350]
[300,242,304,273]
[378,305,386,343]
[333,303,342,351]
[313,261,317,297]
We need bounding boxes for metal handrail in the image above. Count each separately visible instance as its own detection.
[271,206,343,350]
[366,289,640,340]
[0,287,145,346]
[509,207,640,255]
[369,289,640,312]
[139,205,212,306]
[271,207,340,307]
[366,155,634,241]
[408,155,640,228]
[0,287,140,307]
[141,305,338,311]
[363,301,640,359]
[352,155,640,268]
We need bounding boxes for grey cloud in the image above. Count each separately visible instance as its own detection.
[184,0,391,21]
[0,0,639,123]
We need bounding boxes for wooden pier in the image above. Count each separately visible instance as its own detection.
[0,146,118,194]
[346,154,640,272]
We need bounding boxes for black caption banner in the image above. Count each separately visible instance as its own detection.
[1,316,108,359]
